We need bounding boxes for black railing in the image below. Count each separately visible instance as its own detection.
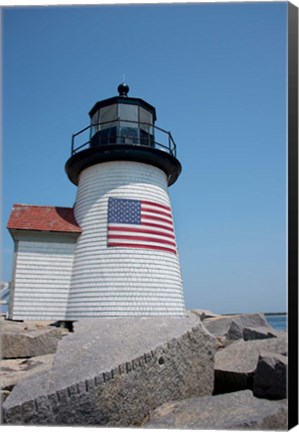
[71,119,177,158]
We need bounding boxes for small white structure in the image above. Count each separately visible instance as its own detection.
[7,84,185,320]
[7,205,81,320]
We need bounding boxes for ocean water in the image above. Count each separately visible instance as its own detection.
[265,314,287,331]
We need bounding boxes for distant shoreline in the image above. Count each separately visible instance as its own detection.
[264,312,287,316]
[221,312,287,316]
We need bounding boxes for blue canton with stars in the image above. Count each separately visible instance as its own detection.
[108,198,141,224]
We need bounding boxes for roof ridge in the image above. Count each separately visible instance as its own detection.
[12,203,74,210]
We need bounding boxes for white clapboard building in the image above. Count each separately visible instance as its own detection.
[7,84,186,320]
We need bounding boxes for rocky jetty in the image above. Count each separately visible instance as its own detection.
[202,312,280,344]
[2,313,215,425]
[214,333,287,394]
[1,311,287,428]
[144,312,287,430]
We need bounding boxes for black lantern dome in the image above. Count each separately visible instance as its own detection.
[65,84,181,186]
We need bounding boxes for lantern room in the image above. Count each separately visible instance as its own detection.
[66,83,182,186]
[89,83,156,147]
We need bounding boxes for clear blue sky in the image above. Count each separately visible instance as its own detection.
[2,2,287,313]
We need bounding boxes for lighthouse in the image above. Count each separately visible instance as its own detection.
[64,84,185,319]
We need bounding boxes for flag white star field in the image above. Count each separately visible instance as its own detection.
[107,197,177,254]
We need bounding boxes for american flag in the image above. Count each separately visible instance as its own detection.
[107,197,177,254]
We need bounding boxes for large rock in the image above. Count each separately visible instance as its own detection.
[203,313,279,343]
[3,313,216,426]
[214,333,287,394]
[1,354,54,391]
[143,390,287,430]
[190,309,219,320]
[226,319,244,341]
[1,329,67,359]
[253,351,287,400]
[243,326,279,341]
[1,318,68,358]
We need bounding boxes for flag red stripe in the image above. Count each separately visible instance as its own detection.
[108,235,176,247]
[142,214,173,225]
[108,226,175,239]
[141,206,172,218]
[141,200,170,211]
[141,221,174,232]
[107,242,176,254]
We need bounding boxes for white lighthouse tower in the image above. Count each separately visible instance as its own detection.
[65,84,185,319]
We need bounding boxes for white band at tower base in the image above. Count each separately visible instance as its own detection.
[66,160,185,319]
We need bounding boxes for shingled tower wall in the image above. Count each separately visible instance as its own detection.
[65,161,185,319]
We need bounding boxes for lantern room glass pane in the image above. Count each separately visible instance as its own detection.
[91,111,99,136]
[117,104,138,144]
[99,105,117,130]
[118,104,138,123]
[139,107,153,145]
[140,108,152,127]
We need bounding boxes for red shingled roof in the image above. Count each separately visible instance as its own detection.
[7,204,81,233]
